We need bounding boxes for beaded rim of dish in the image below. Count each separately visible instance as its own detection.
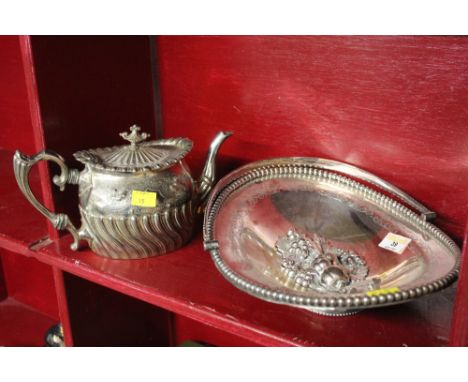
[203,162,460,314]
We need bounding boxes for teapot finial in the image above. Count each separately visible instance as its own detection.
[120,125,150,147]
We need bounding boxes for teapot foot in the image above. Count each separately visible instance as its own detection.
[303,306,363,316]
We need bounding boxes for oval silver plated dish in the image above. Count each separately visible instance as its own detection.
[203,158,460,316]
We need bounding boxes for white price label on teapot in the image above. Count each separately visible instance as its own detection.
[378,232,411,254]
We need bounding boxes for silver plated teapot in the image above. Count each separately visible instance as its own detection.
[13,125,231,259]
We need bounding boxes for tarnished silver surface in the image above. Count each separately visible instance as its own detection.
[203,158,460,315]
[13,125,232,259]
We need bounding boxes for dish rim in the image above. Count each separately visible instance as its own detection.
[203,157,460,313]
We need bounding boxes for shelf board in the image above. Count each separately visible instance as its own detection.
[0,297,57,346]
[33,232,456,346]
[0,149,49,254]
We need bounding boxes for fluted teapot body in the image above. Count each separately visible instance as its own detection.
[13,125,231,259]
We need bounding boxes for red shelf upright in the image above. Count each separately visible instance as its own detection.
[0,35,467,346]
[0,36,60,346]
[450,223,468,346]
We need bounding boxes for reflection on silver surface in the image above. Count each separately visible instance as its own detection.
[14,125,232,258]
[203,158,460,316]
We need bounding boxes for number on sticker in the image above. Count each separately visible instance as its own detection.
[378,232,412,255]
[131,190,157,208]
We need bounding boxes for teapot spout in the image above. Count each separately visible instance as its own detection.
[198,131,232,203]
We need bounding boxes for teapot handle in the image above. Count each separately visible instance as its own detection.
[13,150,82,250]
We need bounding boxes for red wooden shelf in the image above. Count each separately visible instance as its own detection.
[0,297,56,346]
[29,232,455,346]
[0,149,49,254]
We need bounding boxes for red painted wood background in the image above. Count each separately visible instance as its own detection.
[0,36,37,153]
[157,36,468,240]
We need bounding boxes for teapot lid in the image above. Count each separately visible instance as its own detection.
[74,125,193,173]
